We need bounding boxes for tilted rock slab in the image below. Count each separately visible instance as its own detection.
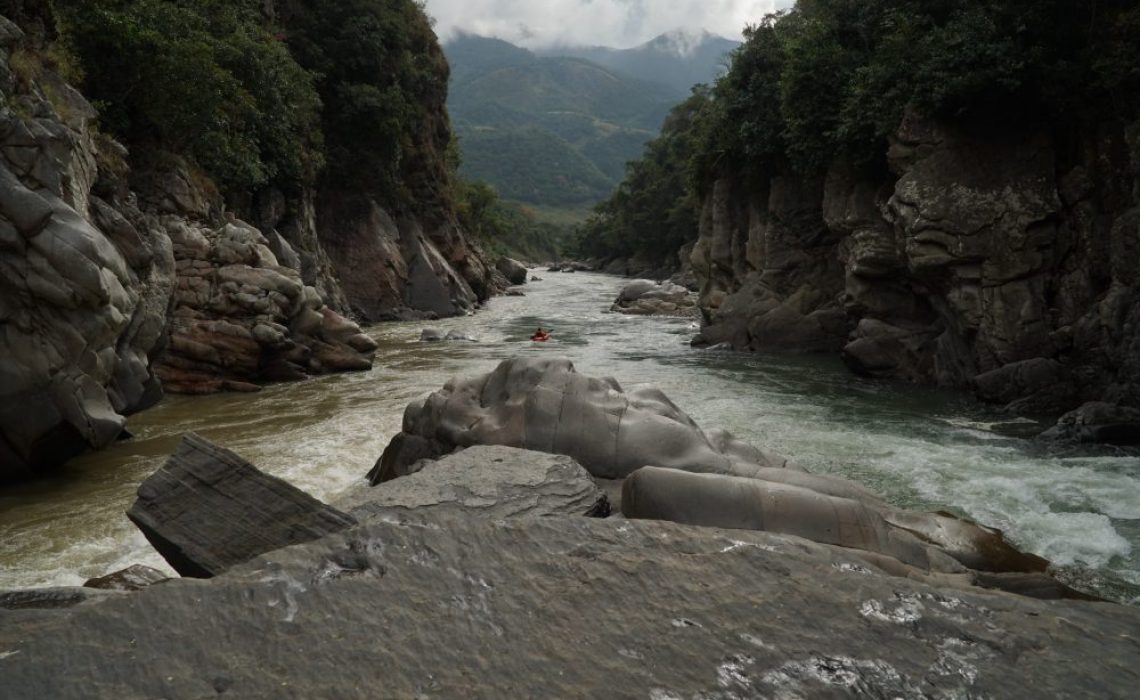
[1,515,1138,698]
[127,433,356,578]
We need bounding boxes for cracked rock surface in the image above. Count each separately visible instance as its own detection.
[1,515,1137,699]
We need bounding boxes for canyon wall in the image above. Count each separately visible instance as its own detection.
[692,113,1140,418]
[0,8,499,480]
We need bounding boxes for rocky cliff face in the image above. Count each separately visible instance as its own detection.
[0,18,379,479]
[693,113,1140,418]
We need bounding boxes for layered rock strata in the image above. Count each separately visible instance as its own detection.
[127,433,356,578]
[693,115,1140,422]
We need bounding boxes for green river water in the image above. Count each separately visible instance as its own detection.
[2,272,1138,602]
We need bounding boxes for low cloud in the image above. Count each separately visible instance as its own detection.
[423,0,793,48]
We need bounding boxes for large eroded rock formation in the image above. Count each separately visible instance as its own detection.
[373,357,1069,596]
[693,114,1140,420]
[0,7,501,478]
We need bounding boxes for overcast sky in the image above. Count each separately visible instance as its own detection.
[422,0,795,49]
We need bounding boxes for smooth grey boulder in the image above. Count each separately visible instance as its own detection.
[1,515,1137,699]
[371,357,797,484]
[495,256,528,285]
[419,327,444,342]
[337,445,607,522]
[126,433,355,577]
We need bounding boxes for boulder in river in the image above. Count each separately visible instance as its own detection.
[621,466,1055,584]
[495,257,528,286]
[126,433,356,577]
[1040,401,1140,446]
[82,565,169,592]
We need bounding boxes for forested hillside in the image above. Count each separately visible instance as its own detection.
[445,33,675,212]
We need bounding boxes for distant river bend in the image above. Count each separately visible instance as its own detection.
[2,272,1138,603]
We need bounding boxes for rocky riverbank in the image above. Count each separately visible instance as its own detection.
[2,357,1138,697]
[0,10,504,481]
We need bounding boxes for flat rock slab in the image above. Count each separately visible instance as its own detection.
[1,516,1137,699]
[336,445,607,521]
[126,433,355,577]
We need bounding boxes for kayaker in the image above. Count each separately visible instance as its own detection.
[531,328,550,341]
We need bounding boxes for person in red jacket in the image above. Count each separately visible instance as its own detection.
[531,327,550,341]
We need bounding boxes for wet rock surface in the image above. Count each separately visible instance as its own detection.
[126,433,356,578]
[82,564,169,592]
[1040,401,1140,446]
[373,358,1069,593]
[1,515,1138,699]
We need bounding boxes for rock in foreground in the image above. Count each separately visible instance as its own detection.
[126,433,355,577]
[336,445,608,521]
[1,515,1137,699]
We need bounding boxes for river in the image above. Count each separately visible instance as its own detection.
[2,271,1139,602]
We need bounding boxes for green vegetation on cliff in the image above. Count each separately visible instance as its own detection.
[41,0,547,253]
[577,0,1140,265]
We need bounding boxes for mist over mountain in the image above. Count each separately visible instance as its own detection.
[537,29,740,96]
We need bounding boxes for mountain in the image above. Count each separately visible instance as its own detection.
[444,34,678,213]
[538,29,740,96]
